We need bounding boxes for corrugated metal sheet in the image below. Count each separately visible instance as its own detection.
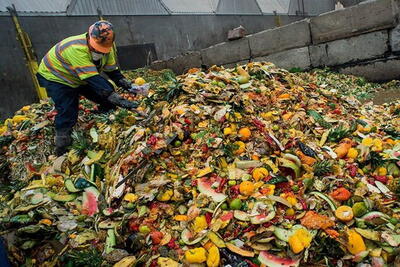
[67,0,169,16]
[161,0,215,14]
[217,0,262,15]
[288,0,335,16]
[303,0,335,15]
[0,0,69,16]
[256,0,290,14]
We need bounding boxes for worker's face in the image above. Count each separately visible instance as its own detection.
[91,51,104,61]
[88,40,106,61]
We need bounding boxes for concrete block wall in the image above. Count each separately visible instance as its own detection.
[154,0,400,82]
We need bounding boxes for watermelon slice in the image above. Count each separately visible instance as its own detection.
[361,211,390,225]
[197,177,227,202]
[258,251,299,267]
[220,211,234,222]
[250,202,275,224]
[82,187,100,216]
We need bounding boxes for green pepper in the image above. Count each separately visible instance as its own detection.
[267,176,288,185]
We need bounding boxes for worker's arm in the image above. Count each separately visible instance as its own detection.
[64,48,137,109]
[84,75,138,109]
[106,69,132,90]
[103,50,149,95]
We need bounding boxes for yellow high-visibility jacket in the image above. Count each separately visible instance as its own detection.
[38,33,118,88]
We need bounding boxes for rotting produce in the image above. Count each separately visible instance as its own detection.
[0,62,400,266]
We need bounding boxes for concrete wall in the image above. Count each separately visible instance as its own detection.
[0,14,305,120]
[157,0,400,84]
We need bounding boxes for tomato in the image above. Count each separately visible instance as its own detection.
[150,231,164,244]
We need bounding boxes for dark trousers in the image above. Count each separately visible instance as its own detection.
[37,74,115,130]
[0,238,10,267]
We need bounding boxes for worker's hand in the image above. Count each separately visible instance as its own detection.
[107,92,139,109]
[118,78,133,91]
[128,84,150,96]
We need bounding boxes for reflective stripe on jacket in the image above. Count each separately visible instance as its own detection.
[38,33,118,88]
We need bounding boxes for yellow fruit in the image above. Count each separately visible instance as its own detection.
[335,205,354,222]
[123,193,138,202]
[347,148,358,159]
[377,167,387,176]
[347,230,366,255]
[252,168,269,181]
[174,215,188,221]
[288,229,312,254]
[237,75,250,84]
[239,181,255,196]
[362,137,374,147]
[286,208,295,216]
[282,112,293,121]
[134,77,146,85]
[224,128,233,135]
[238,127,251,141]
[207,245,220,267]
[193,215,208,233]
[157,190,173,201]
[39,219,52,226]
[21,105,30,112]
[234,141,246,155]
[185,248,207,263]
[278,93,291,100]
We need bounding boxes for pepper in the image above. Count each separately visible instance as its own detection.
[267,175,288,185]
[330,187,351,201]
[206,245,220,267]
[185,247,207,263]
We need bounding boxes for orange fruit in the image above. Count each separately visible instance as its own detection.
[252,168,269,181]
[234,141,246,155]
[251,155,260,161]
[238,127,251,141]
[335,205,354,222]
[239,181,255,196]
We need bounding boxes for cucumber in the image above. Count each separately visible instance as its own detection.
[309,191,337,211]
[181,229,207,245]
[64,179,81,193]
[105,229,116,254]
[234,210,250,221]
[51,193,77,202]
[274,225,311,242]
[274,227,291,242]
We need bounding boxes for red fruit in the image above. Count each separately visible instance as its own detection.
[201,144,209,153]
[150,231,164,245]
[205,212,212,225]
[374,175,388,184]
[332,108,341,115]
[147,135,157,146]
[348,164,358,177]
[184,118,192,125]
[167,238,179,249]
[149,259,157,267]
[128,220,139,232]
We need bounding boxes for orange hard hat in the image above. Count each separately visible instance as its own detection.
[88,20,115,53]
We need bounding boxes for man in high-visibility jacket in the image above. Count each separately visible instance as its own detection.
[37,21,144,156]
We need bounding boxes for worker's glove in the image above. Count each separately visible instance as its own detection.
[117,78,133,91]
[128,84,150,96]
[107,92,139,110]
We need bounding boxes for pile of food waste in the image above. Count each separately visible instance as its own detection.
[0,62,400,267]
